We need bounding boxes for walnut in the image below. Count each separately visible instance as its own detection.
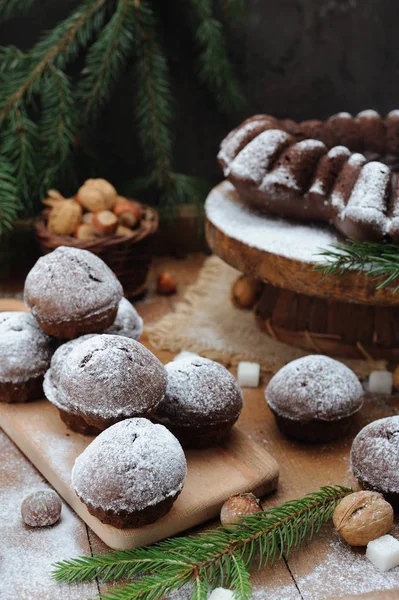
[333,491,393,546]
[47,199,82,236]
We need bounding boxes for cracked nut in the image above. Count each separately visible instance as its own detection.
[333,490,393,546]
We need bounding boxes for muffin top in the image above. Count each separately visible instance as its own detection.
[43,334,166,419]
[72,418,187,513]
[265,355,363,421]
[24,246,123,323]
[351,416,399,494]
[155,357,243,427]
[105,297,143,340]
[0,312,53,382]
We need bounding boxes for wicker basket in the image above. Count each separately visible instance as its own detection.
[34,203,159,299]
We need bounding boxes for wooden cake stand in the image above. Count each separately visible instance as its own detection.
[205,181,399,361]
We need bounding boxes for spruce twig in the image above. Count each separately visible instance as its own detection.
[53,485,351,600]
[0,0,38,18]
[317,239,399,291]
[189,0,245,116]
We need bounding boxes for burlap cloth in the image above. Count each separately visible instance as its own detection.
[147,256,385,378]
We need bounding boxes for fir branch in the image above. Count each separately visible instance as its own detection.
[317,239,399,291]
[0,0,38,19]
[1,107,39,211]
[0,46,27,73]
[188,0,245,116]
[53,485,350,600]
[77,0,136,122]
[0,0,109,122]
[0,159,19,232]
[38,67,76,193]
[132,0,174,187]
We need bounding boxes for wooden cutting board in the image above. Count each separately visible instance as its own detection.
[0,400,279,550]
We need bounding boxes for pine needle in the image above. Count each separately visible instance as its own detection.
[53,485,351,600]
[317,239,399,291]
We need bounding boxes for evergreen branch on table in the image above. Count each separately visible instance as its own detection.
[189,0,245,116]
[77,0,136,123]
[53,485,351,600]
[317,239,399,291]
[0,159,19,233]
[132,1,174,188]
[0,47,27,73]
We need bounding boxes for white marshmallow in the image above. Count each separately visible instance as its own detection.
[368,370,393,395]
[172,351,199,362]
[366,535,399,572]
[208,588,235,600]
[237,361,260,388]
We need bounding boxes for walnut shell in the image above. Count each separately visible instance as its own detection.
[47,199,82,236]
[76,178,117,211]
[333,491,393,546]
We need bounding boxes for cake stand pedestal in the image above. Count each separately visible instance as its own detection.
[205,181,399,361]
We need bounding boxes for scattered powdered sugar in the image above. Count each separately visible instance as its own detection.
[327,145,351,159]
[229,130,290,185]
[309,146,350,195]
[351,416,399,493]
[104,297,143,340]
[0,312,53,381]
[44,334,167,418]
[205,181,340,264]
[72,418,187,512]
[155,357,243,426]
[266,355,364,421]
[342,162,390,231]
[0,430,95,600]
[24,246,123,322]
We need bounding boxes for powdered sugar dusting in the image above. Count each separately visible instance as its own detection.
[155,357,243,426]
[342,162,390,230]
[205,181,340,264]
[230,129,290,185]
[44,334,167,419]
[309,146,350,195]
[332,112,352,119]
[72,418,187,512]
[266,355,363,421]
[0,430,94,600]
[105,297,143,340]
[218,119,269,167]
[357,109,380,119]
[388,110,399,119]
[348,152,367,166]
[351,415,399,493]
[0,312,53,381]
[327,145,351,159]
[24,246,123,322]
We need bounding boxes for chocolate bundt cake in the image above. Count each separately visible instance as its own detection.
[218,110,399,242]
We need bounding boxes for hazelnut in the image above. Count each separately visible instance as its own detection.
[114,199,142,228]
[74,223,98,241]
[115,225,134,237]
[220,493,262,527]
[92,210,118,235]
[231,276,264,310]
[157,272,177,295]
[333,491,393,546]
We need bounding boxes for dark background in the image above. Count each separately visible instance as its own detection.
[2,0,399,192]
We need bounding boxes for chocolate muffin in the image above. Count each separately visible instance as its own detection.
[154,357,243,448]
[351,416,399,510]
[43,334,167,434]
[72,418,187,527]
[24,246,123,339]
[265,355,364,443]
[0,312,54,403]
[104,297,143,340]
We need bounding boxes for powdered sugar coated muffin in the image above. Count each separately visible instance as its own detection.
[24,246,123,339]
[72,418,187,527]
[0,312,54,403]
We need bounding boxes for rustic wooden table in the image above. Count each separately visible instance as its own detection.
[1,253,399,600]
